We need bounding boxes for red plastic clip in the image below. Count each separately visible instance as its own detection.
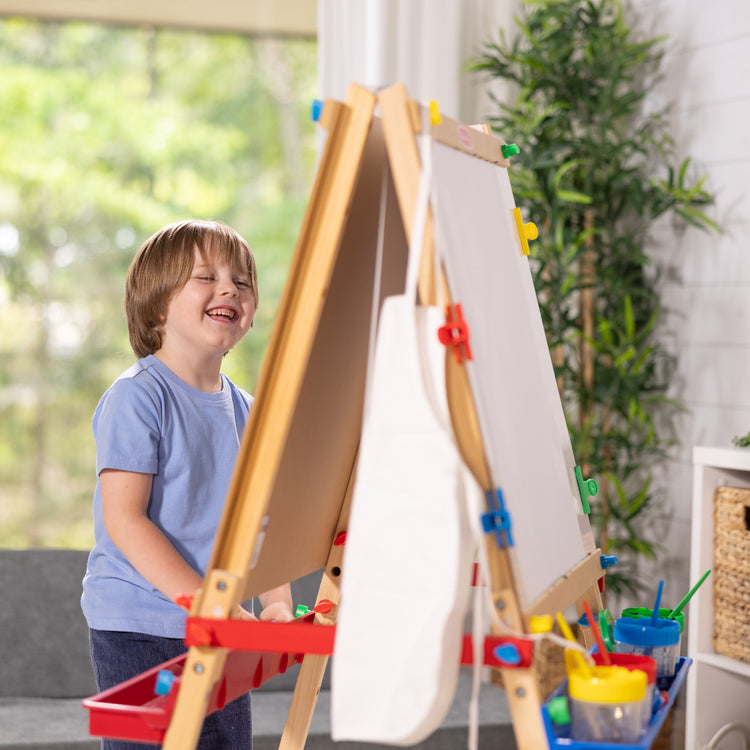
[175,593,194,611]
[333,531,347,546]
[313,599,335,614]
[460,634,533,669]
[188,621,214,647]
[438,303,472,363]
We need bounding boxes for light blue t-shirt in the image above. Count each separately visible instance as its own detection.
[81,355,253,637]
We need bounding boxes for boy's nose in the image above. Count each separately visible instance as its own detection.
[219,278,238,295]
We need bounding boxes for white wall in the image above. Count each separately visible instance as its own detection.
[622,0,750,611]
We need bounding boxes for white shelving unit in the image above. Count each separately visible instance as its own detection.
[686,446,750,750]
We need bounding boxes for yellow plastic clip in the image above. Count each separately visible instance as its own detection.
[429,100,441,125]
[530,614,553,634]
[513,207,538,256]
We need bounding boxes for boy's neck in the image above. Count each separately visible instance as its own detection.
[153,350,223,393]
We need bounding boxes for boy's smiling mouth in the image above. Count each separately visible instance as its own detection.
[206,306,238,322]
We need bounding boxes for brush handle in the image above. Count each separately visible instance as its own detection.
[651,580,664,626]
[669,569,711,618]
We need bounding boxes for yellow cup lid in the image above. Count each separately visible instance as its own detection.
[568,665,647,703]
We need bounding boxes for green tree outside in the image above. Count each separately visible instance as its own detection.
[0,18,317,548]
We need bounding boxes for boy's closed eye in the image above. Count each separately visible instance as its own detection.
[191,271,249,287]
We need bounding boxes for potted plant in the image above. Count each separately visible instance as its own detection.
[471,0,719,599]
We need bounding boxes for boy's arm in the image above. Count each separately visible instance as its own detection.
[100,468,204,603]
[102,468,294,622]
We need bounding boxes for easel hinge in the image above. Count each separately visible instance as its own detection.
[482,488,514,548]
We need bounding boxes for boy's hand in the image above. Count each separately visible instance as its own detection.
[257,582,293,622]
[258,601,295,623]
[236,604,257,621]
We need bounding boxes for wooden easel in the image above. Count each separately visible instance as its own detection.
[158,82,605,750]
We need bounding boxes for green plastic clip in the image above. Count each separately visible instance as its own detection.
[295,604,311,618]
[501,143,520,158]
[574,465,598,514]
[546,695,570,726]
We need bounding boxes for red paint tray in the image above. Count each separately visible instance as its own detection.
[83,632,305,744]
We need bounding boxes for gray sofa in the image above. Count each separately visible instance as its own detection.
[0,549,514,750]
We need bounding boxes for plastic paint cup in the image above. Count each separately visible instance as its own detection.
[613,616,681,689]
[568,664,647,744]
[593,652,658,730]
[621,606,685,634]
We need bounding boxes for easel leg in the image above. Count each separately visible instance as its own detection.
[162,570,242,750]
[485,546,549,750]
[279,461,355,750]
[279,573,341,750]
[502,668,548,750]
[162,646,227,750]
[279,652,329,750]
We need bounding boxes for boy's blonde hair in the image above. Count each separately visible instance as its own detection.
[126,219,258,359]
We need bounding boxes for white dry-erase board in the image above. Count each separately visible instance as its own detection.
[431,141,590,609]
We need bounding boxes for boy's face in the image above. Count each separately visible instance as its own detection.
[159,246,256,363]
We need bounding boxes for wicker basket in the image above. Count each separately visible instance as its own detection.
[712,486,750,663]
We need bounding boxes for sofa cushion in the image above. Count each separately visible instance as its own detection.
[0,549,96,698]
[0,549,327,698]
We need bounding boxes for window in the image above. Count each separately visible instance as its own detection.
[0,17,317,547]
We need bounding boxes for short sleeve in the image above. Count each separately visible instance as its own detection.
[228,380,254,423]
[93,377,161,476]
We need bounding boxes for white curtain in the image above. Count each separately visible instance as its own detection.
[317,0,517,124]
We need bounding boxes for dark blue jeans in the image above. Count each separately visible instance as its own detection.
[89,629,252,750]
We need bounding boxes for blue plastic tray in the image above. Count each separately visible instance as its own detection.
[541,656,691,749]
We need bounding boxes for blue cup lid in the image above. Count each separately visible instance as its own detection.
[613,616,680,647]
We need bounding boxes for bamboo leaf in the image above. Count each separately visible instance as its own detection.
[556,189,593,203]
[624,295,635,339]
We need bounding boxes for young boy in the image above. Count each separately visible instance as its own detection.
[82,219,293,749]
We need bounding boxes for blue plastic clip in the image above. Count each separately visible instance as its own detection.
[600,554,618,570]
[154,669,176,696]
[493,642,522,666]
[482,488,514,548]
[311,99,323,122]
